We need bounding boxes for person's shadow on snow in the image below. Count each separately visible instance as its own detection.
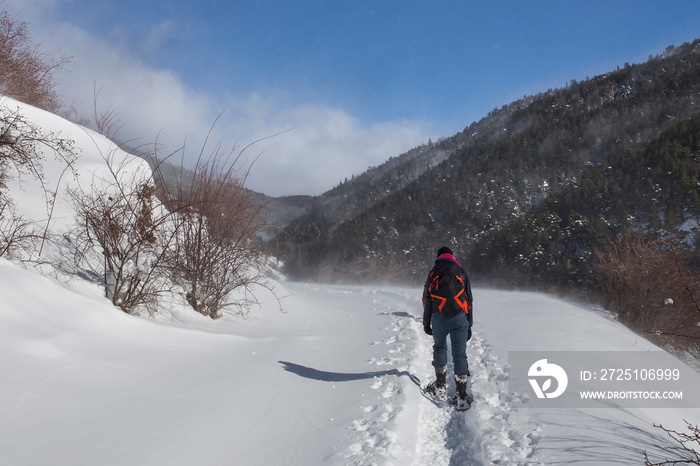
[279,361,422,388]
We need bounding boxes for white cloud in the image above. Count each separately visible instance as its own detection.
[139,20,177,58]
[9,2,432,196]
[49,21,216,149]
[226,100,430,196]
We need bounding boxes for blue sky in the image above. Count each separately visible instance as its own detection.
[7,0,700,196]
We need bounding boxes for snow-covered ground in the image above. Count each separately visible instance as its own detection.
[3,262,700,465]
[2,98,700,465]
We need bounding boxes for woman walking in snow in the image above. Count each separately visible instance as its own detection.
[422,246,473,410]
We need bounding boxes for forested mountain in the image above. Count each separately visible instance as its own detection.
[271,40,700,291]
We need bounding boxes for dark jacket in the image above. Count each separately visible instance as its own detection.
[422,254,473,331]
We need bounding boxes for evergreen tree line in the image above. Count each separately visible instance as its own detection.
[274,40,700,293]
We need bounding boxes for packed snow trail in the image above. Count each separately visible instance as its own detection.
[340,287,540,465]
[335,288,700,465]
[410,332,540,465]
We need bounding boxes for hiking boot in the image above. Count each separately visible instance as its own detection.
[453,375,472,410]
[425,366,447,401]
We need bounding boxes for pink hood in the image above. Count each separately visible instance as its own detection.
[437,253,462,268]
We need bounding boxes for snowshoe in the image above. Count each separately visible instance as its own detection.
[424,380,448,402]
[452,392,473,411]
[424,366,448,402]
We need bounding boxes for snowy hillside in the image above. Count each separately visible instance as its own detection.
[1,97,150,234]
[2,99,700,465]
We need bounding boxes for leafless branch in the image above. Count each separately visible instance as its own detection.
[0,7,70,112]
[92,81,122,139]
[644,420,700,465]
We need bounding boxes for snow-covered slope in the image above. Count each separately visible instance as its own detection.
[1,97,149,234]
[2,99,700,465]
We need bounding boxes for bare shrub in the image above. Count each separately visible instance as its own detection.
[0,197,38,257]
[0,102,76,258]
[92,82,122,139]
[594,233,700,334]
[644,420,700,465]
[0,6,70,112]
[70,148,171,313]
[159,139,271,318]
[69,117,280,317]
